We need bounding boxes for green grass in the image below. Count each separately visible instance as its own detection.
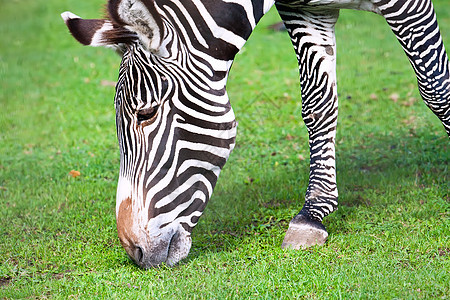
[0,0,449,298]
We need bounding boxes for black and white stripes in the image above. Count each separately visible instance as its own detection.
[109,0,270,267]
[276,6,340,223]
[378,0,450,133]
[62,0,449,267]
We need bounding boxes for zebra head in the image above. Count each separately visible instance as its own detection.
[62,0,242,267]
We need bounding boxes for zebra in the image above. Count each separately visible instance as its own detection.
[61,0,450,268]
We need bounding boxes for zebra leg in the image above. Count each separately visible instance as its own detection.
[276,5,340,249]
[376,0,450,135]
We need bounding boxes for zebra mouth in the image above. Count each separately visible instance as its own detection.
[165,231,192,267]
[131,230,191,269]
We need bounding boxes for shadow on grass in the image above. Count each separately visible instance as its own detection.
[187,128,448,259]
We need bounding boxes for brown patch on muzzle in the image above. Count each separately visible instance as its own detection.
[116,197,137,251]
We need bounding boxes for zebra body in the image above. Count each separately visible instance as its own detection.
[62,0,450,268]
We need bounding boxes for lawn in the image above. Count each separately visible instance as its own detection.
[0,0,449,298]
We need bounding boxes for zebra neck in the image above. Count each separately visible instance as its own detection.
[154,0,275,65]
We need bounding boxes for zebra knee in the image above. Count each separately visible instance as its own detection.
[418,76,450,134]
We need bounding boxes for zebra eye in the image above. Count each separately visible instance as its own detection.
[136,105,159,125]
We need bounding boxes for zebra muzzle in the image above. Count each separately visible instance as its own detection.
[128,230,191,268]
[117,216,192,268]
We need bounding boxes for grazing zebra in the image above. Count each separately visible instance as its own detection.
[61,0,450,268]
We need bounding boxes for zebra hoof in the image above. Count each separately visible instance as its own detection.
[281,214,328,249]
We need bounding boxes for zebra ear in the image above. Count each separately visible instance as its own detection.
[61,12,137,47]
[108,0,164,52]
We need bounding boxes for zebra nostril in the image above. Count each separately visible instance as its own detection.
[135,246,144,263]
